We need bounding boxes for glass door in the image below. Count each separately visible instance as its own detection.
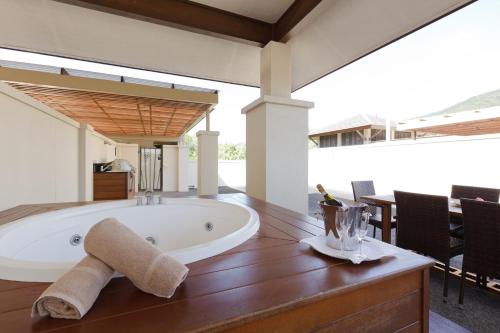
[139,146,162,191]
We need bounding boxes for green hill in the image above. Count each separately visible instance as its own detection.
[425,88,500,117]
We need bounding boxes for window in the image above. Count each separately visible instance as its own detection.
[319,135,337,148]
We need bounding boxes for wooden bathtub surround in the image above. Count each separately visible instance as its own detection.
[0,193,434,332]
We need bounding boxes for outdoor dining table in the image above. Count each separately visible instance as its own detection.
[359,194,463,243]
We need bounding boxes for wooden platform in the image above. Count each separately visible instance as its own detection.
[0,193,435,332]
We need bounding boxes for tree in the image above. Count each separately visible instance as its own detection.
[184,134,198,160]
[184,134,246,160]
[218,143,245,160]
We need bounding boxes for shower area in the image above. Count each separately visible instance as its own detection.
[139,146,162,192]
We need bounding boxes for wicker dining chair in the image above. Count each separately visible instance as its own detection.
[449,185,500,239]
[451,185,500,203]
[351,180,397,238]
[394,190,463,301]
[458,199,500,305]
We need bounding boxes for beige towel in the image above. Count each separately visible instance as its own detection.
[84,218,189,298]
[32,255,114,319]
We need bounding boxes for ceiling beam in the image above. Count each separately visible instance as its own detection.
[59,0,322,46]
[0,67,218,105]
[272,0,322,41]
[62,0,273,45]
[109,135,179,145]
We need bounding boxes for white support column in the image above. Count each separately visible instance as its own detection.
[363,128,371,144]
[162,145,178,192]
[197,130,219,195]
[78,123,94,201]
[177,143,189,192]
[205,111,210,131]
[385,119,391,142]
[162,143,189,192]
[242,41,314,214]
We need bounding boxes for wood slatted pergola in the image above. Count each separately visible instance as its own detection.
[0,65,218,138]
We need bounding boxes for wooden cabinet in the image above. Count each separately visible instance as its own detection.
[93,172,131,200]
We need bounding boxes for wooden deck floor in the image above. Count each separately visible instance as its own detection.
[0,193,446,332]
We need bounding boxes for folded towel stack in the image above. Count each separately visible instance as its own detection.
[32,218,189,320]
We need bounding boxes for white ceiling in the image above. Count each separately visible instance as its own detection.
[0,0,261,87]
[0,0,472,91]
[191,0,294,23]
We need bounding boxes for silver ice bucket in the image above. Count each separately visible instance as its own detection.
[319,201,368,250]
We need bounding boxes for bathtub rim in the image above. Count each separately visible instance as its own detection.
[0,198,260,282]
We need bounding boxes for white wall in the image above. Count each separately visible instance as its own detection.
[80,126,116,201]
[309,135,500,200]
[188,135,500,201]
[188,160,246,192]
[0,82,115,210]
[218,160,246,191]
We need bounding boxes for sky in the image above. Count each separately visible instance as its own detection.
[294,0,500,131]
[0,0,498,143]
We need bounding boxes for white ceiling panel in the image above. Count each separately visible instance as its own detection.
[191,0,294,23]
[0,0,473,91]
[0,0,261,87]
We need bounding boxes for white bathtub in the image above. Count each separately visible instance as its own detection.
[0,198,259,282]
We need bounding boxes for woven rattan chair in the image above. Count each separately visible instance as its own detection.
[459,199,500,305]
[394,190,463,301]
[451,185,500,202]
[351,180,397,238]
[449,185,500,239]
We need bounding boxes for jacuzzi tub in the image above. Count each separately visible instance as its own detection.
[0,198,259,282]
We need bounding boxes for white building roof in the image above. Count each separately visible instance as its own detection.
[309,114,395,136]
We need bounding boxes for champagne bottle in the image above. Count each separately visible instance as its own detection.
[316,184,343,207]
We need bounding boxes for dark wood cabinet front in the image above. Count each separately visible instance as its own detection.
[93,172,131,200]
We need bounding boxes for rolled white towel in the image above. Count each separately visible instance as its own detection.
[32,255,114,319]
[84,218,189,298]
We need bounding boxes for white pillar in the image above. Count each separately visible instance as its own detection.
[385,119,391,142]
[205,111,210,131]
[78,123,93,201]
[363,128,371,144]
[177,144,189,192]
[242,41,314,214]
[162,145,178,192]
[197,130,219,195]
[162,144,189,192]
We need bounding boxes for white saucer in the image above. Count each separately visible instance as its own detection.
[300,235,397,264]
